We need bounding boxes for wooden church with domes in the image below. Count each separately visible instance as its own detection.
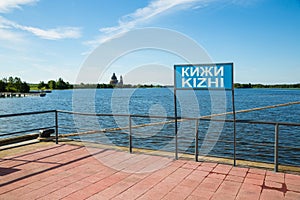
[109,73,123,87]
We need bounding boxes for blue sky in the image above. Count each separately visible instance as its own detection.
[0,0,299,84]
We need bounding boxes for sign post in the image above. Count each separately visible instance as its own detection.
[174,63,236,165]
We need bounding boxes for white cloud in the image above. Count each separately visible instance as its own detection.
[86,0,213,46]
[0,16,81,40]
[99,0,202,34]
[0,0,81,41]
[0,0,38,13]
[16,25,82,40]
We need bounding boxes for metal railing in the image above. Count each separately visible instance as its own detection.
[1,110,300,172]
[0,110,59,144]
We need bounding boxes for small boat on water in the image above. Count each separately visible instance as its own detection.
[40,93,46,97]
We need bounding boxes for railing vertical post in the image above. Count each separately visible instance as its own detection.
[274,123,279,172]
[232,89,237,166]
[195,119,199,162]
[174,90,178,160]
[55,110,58,144]
[129,115,132,153]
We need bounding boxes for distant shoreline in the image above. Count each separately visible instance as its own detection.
[28,82,300,91]
[234,83,300,89]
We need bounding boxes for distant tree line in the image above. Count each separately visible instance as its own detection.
[134,84,166,88]
[234,83,300,89]
[74,83,166,89]
[37,78,73,90]
[0,77,30,93]
[77,83,300,89]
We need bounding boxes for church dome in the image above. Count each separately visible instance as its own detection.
[110,73,118,85]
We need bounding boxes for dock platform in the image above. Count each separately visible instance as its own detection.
[0,92,44,98]
[1,143,300,200]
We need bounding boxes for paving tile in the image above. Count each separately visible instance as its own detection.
[244,177,264,186]
[248,168,267,176]
[236,183,262,200]
[111,154,149,171]
[37,191,62,200]
[201,162,218,168]
[0,181,25,195]
[285,173,300,186]
[137,184,175,200]
[197,165,214,172]
[113,183,150,199]
[265,171,285,183]
[225,174,244,183]
[246,172,265,180]
[186,195,205,200]
[285,191,300,200]
[100,171,130,187]
[260,188,284,200]
[211,192,236,200]
[195,177,223,192]
[244,173,265,185]
[156,179,179,192]
[161,191,190,200]
[123,154,167,173]
[216,180,242,196]
[167,167,192,181]
[21,184,61,199]
[91,181,134,200]
[286,183,300,193]
[264,180,283,189]
[175,181,199,192]
[138,156,173,173]
[116,164,180,199]
[179,178,202,188]
[63,179,113,200]
[207,172,226,180]
[191,187,214,199]
[229,167,248,177]
[213,164,232,175]
[46,180,91,199]
[181,162,200,170]
[162,180,200,199]
[171,160,187,167]
[137,187,168,200]
[186,169,209,181]
[0,192,23,200]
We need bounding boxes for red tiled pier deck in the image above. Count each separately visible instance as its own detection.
[1,144,300,200]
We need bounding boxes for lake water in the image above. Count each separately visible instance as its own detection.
[0,88,300,166]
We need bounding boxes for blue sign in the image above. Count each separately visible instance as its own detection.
[174,63,233,90]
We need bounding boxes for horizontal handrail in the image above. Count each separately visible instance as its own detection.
[0,126,55,137]
[0,110,56,118]
[57,110,300,127]
[1,110,300,127]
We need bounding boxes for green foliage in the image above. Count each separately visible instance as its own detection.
[1,77,73,92]
[0,80,6,92]
[94,83,165,89]
[55,78,73,89]
[136,84,163,88]
[97,83,114,88]
[47,80,56,89]
[35,78,73,90]
[0,77,30,93]
[234,83,300,89]
[234,83,252,88]
[38,81,49,90]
